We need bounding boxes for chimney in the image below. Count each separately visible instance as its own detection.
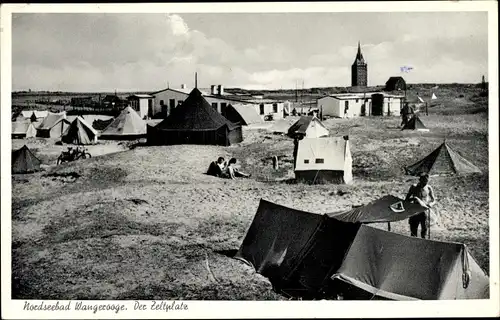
[180,84,186,89]
[218,85,224,96]
[211,85,217,95]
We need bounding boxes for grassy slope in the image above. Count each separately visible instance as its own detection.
[11,87,490,300]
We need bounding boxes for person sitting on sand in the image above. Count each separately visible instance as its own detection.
[222,158,251,179]
[405,173,436,239]
[207,157,226,177]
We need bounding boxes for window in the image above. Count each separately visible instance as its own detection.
[356,99,359,103]
[365,99,368,102]
[259,104,265,115]
[221,103,227,115]
[315,158,324,164]
[160,100,164,106]
[344,101,349,110]
[273,103,278,113]
[169,99,175,110]
[304,159,309,164]
[212,102,218,111]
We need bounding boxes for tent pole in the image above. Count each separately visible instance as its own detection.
[387,222,391,232]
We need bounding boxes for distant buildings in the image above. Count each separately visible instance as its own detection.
[385,77,406,91]
[151,84,285,121]
[317,92,404,118]
[351,42,368,87]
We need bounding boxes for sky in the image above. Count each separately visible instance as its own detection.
[11,12,488,92]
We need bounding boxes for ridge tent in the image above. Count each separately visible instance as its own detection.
[269,119,293,135]
[294,136,352,184]
[100,106,146,140]
[36,112,71,138]
[62,116,99,145]
[224,104,263,125]
[331,225,489,300]
[402,115,429,131]
[287,116,329,138]
[405,141,482,176]
[236,197,429,299]
[12,145,42,174]
[147,88,243,146]
[12,121,39,139]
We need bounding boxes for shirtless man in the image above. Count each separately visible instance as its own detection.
[405,173,436,238]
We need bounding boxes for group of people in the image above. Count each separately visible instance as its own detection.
[207,157,251,180]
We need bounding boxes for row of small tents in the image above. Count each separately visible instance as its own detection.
[235,197,489,300]
[12,107,150,143]
[293,134,481,184]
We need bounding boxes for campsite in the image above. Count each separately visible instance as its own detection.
[10,84,490,300]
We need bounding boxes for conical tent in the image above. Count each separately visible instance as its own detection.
[100,107,146,139]
[62,116,98,145]
[148,88,243,146]
[402,115,429,131]
[405,142,482,176]
[12,145,42,174]
[288,116,329,138]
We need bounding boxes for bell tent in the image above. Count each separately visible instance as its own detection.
[224,104,263,125]
[236,198,489,300]
[331,225,489,300]
[12,121,38,139]
[36,112,71,138]
[294,136,352,184]
[147,88,243,146]
[62,116,98,145]
[12,145,42,174]
[402,115,429,131]
[405,141,482,176]
[100,107,147,140]
[287,116,329,138]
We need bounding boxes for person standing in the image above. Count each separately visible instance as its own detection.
[405,173,436,239]
[401,102,410,127]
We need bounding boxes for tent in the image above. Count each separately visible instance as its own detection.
[36,112,71,138]
[12,145,42,174]
[12,121,39,139]
[328,195,425,224]
[100,107,146,140]
[294,136,352,184]
[236,199,489,300]
[269,119,293,134]
[225,104,263,125]
[402,115,429,131]
[148,88,243,146]
[331,225,490,300]
[287,116,329,138]
[62,116,98,145]
[405,141,482,176]
[19,110,48,121]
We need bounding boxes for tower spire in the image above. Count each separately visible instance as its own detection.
[356,41,364,61]
[195,72,198,88]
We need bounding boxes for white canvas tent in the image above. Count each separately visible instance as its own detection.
[12,121,39,139]
[294,136,352,184]
[100,107,147,139]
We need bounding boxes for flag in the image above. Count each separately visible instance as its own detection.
[418,96,425,103]
[400,66,414,73]
[431,93,437,100]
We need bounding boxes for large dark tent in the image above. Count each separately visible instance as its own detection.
[147,88,243,146]
[12,145,42,174]
[405,141,482,176]
[236,198,488,300]
[332,225,490,300]
[402,115,429,131]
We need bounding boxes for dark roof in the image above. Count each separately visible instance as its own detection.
[155,88,240,131]
[386,76,406,86]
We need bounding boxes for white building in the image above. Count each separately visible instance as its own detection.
[317,92,404,118]
[151,84,284,120]
[127,94,154,119]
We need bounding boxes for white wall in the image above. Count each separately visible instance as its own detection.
[253,102,284,120]
[318,97,370,118]
[152,89,189,116]
[317,97,342,117]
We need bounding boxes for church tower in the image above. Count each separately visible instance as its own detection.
[351,41,367,87]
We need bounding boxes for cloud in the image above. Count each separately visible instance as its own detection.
[12,13,488,91]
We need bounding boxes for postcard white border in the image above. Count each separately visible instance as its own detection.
[1,1,499,319]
